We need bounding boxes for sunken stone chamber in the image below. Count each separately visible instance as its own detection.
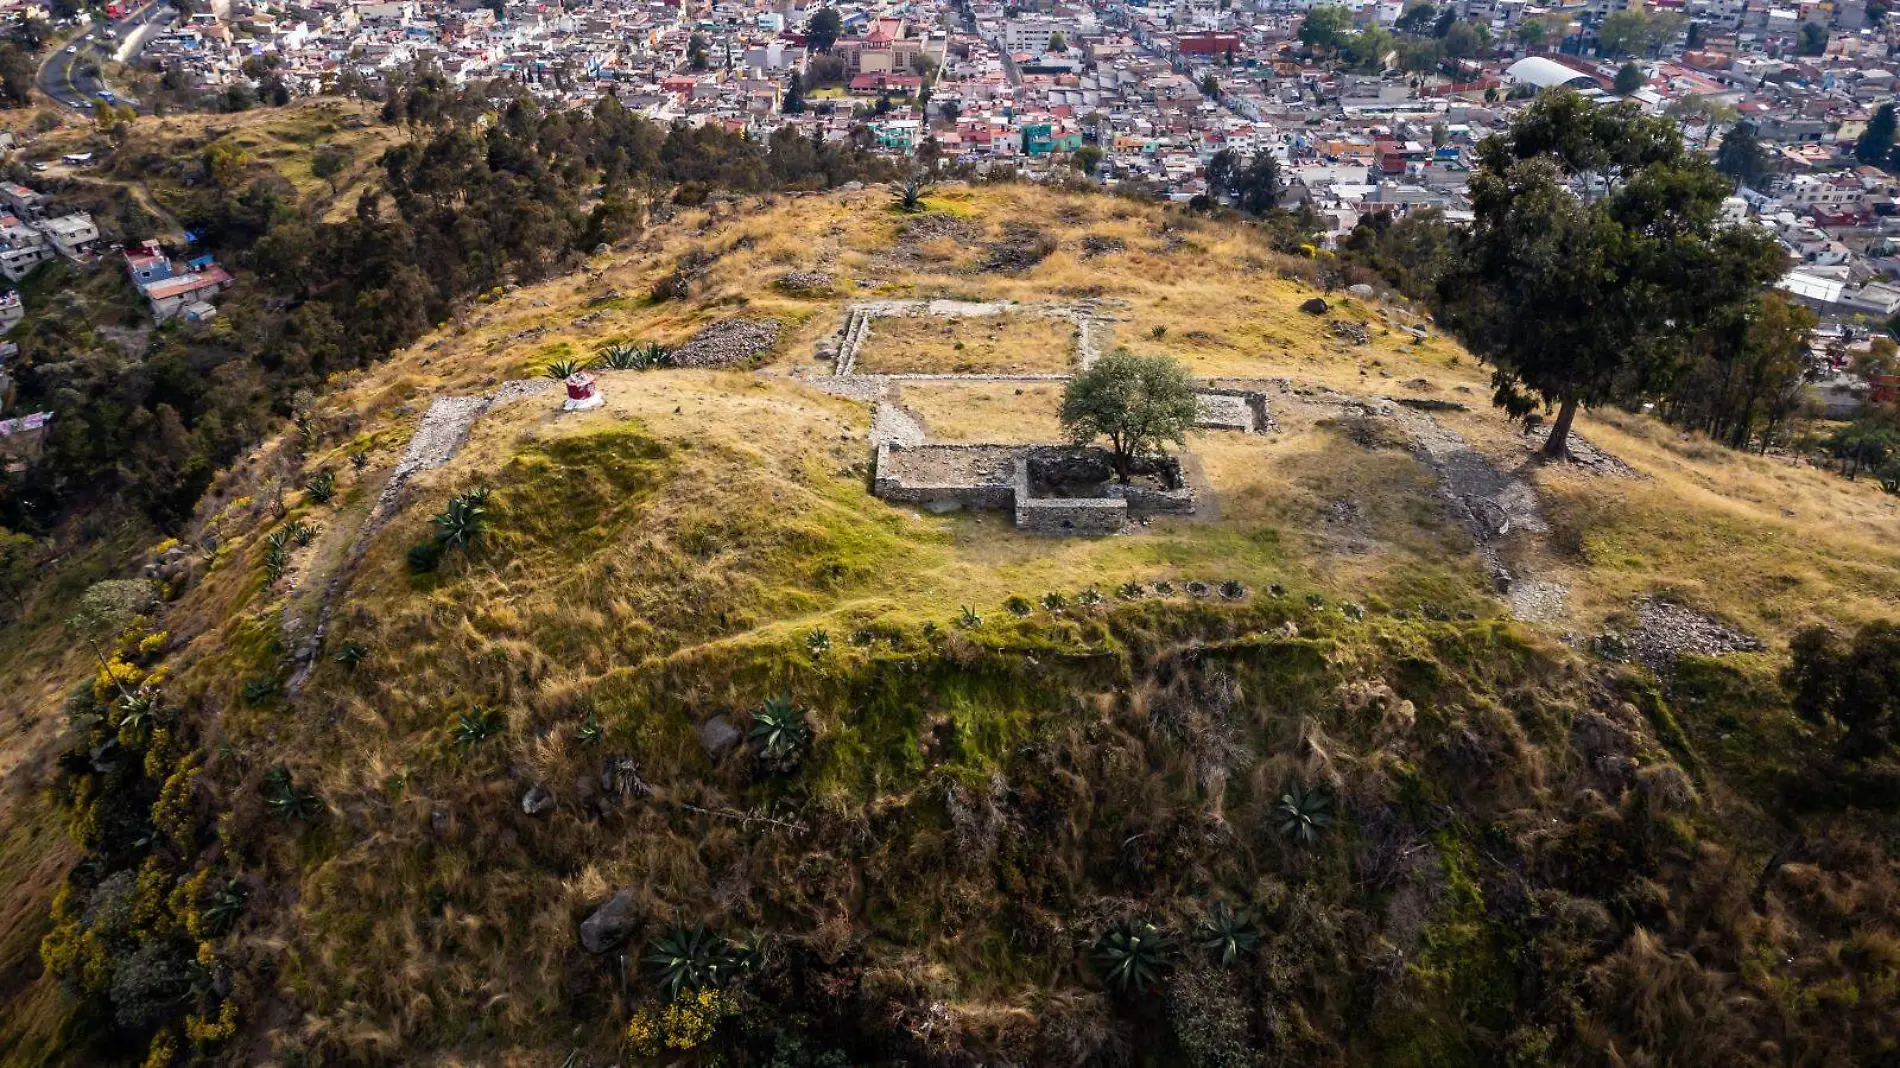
[873,442,1194,535]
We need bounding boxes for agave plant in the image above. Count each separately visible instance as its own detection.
[576,711,603,746]
[850,628,876,647]
[597,342,643,370]
[452,706,505,746]
[1267,583,1286,598]
[265,766,320,825]
[305,468,337,504]
[1091,920,1175,993]
[1274,783,1334,846]
[750,695,811,763]
[1218,580,1246,600]
[638,340,673,367]
[1199,902,1259,967]
[116,687,164,742]
[890,174,931,213]
[543,357,590,380]
[1152,580,1176,597]
[1076,587,1104,607]
[241,677,280,705]
[1005,596,1032,617]
[647,924,738,998]
[1304,593,1326,610]
[432,487,491,550]
[805,629,831,655]
[263,530,293,585]
[1041,591,1068,613]
[285,519,316,547]
[956,605,981,629]
[200,878,249,937]
[1185,580,1211,598]
[333,641,369,668]
[1117,582,1145,601]
[1340,602,1365,621]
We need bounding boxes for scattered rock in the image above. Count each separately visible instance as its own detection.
[982,222,1058,271]
[579,889,640,953]
[698,715,741,756]
[1081,234,1127,258]
[521,784,555,816]
[776,271,834,297]
[1330,320,1371,345]
[1300,297,1329,315]
[1618,598,1762,675]
[1347,283,1376,298]
[669,318,781,368]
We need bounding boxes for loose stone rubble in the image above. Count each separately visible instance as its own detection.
[669,317,781,368]
[1616,598,1763,674]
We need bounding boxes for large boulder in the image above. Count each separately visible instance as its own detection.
[1299,297,1329,315]
[698,715,741,756]
[579,888,639,953]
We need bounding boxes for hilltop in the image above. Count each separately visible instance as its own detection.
[4,182,1900,1066]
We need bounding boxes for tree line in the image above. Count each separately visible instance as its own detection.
[0,77,895,543]
[1341,92,1861,461]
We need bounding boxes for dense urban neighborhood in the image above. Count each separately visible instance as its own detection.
[0,0,1897,419]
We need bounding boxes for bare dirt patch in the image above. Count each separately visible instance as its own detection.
[853,314,1079,375]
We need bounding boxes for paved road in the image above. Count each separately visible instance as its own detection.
[37,4,172,113]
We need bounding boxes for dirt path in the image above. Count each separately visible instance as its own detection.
[285,381,555,696]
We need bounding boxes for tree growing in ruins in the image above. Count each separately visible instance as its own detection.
[1059,352,1200,484]
[1437,92,1785,459]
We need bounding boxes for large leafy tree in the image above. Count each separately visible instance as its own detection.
[1596,9,1648,56]
[1785,620,1900,765]
[806,6,842,52]
[1438,92,1787,458]
[1299,4,1354,50]
[1798,21,1829,56]
[1059,352,1200,483]
[1665,292,1817,450]
[1858,102,1897,167]
[1206,147,1280,215]
[1715,119,1771,189]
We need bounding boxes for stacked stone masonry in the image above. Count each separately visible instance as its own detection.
[875,442,1194,536]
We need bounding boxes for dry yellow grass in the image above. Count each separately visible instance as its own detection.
[303,181,1900,652]
[853,313,1078,374]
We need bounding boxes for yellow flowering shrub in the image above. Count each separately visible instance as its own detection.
[151,753,201,849]
[142,1029,177,1068]
[136,631,169,659]
[172,868,212,940]
[625,988,737,1058]
[130,856,177,941]
[185,997,239,1043]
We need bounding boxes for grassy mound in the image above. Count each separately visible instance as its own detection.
[5,185,1900,1066]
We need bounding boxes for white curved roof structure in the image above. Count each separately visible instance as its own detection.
[1506,57,1598,90]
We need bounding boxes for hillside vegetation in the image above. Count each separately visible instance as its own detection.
[5,183,1900,1067]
